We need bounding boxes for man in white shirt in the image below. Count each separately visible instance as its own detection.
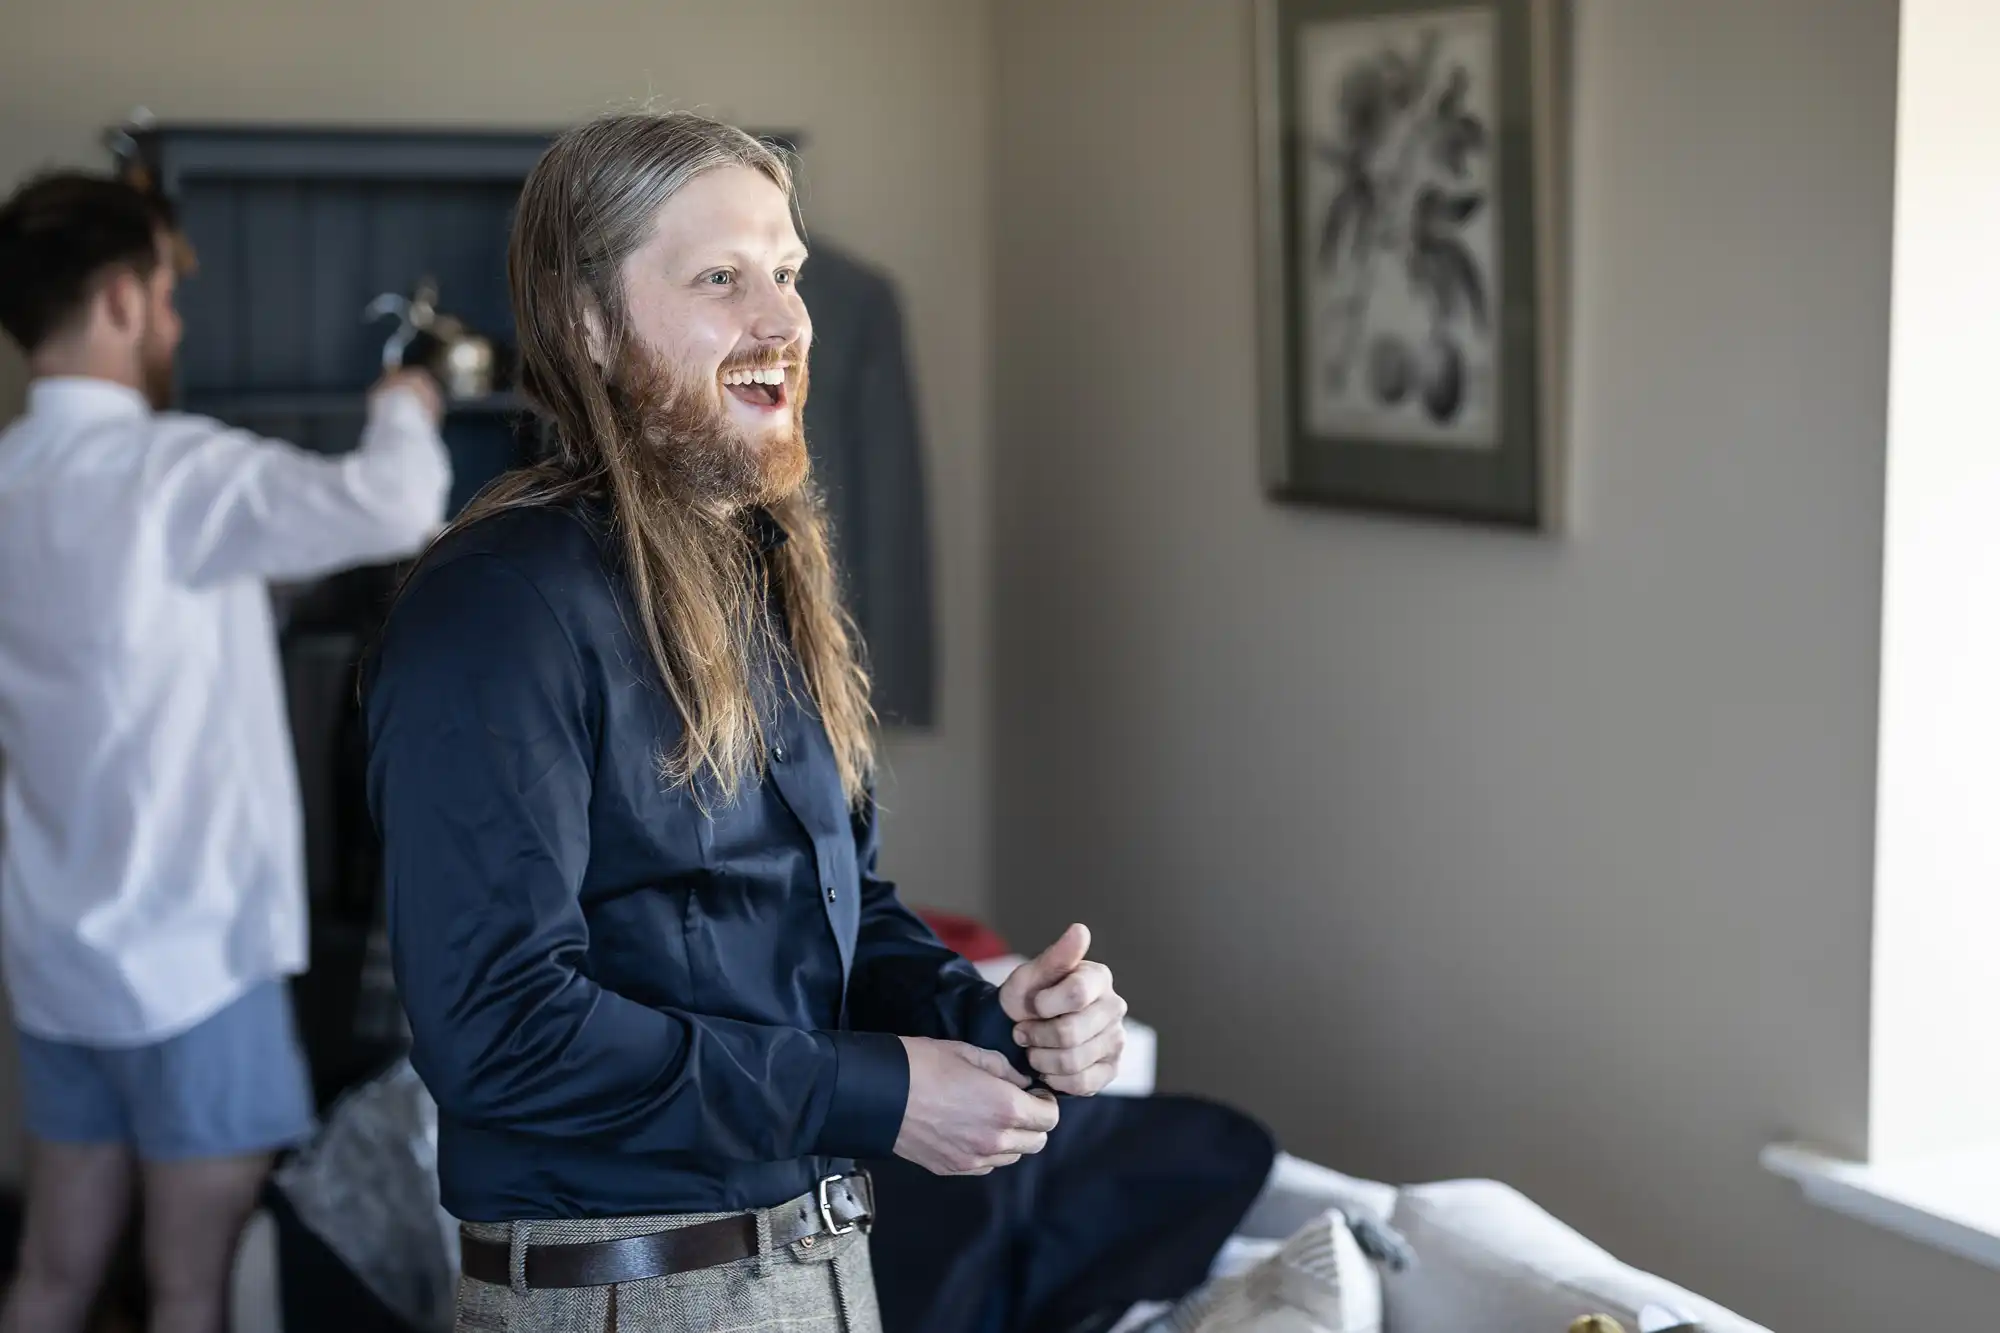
[0,171,451,1333]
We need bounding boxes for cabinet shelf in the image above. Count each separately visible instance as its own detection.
[182,388,531,418]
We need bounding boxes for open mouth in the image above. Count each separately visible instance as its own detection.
[722,365,788,411]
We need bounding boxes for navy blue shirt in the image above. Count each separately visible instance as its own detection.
[363,502,1024,1221]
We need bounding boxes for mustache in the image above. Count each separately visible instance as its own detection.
[717,345,805,376]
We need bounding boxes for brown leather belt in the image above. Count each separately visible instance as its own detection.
[459,1172,875,1290]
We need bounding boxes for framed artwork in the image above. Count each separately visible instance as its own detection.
[1256,0,1571,529]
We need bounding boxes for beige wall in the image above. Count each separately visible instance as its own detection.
[991,1,2000,1328]
[0,0,994,1175]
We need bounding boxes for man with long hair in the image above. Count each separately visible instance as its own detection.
[0,171,449,1333]
[365,112,1127,1331]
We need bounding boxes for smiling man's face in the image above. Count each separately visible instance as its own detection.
[618,163,813,501]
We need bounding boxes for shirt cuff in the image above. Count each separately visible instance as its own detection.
[813,1030,910,1160]
[965,987,1036,1081]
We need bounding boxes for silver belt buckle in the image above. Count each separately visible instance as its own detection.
[816,1176,872,1232]
[816,1172,866,1237]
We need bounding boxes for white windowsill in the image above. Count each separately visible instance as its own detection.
[1762,1142,2000,1271]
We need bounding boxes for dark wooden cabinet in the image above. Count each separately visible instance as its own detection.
[126,124,554,513]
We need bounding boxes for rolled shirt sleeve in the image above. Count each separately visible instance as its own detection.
[158,386,451,588]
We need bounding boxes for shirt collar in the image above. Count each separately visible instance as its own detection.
[26,376,150,424]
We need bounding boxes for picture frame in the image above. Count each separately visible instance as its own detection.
[1255,0,1572,529]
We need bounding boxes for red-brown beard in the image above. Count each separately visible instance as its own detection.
[612,343,811,510]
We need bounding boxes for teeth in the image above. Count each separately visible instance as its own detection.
[723,367,787,387]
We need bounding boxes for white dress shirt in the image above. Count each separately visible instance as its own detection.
[0,377,451,1045]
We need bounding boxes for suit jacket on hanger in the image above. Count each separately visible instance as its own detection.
[797,241,937,727]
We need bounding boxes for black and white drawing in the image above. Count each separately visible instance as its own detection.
[1297,8,1499,449]
[1258,0,1567,526]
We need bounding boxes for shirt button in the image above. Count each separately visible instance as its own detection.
[825,885,838,903]
[772,743,788,764]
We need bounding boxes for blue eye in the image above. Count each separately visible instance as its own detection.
[705,270,734,287]
[775,268,796,286]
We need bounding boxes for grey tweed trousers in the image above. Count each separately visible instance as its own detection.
[454,1205,882,1333]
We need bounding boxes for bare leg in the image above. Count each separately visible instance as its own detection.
[0,1137,135,1333]
[139,1154,271,1333]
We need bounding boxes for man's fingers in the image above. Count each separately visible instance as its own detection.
[1044,1058,1119,1097]
[955,1041,1031,1088]
[1044,922,1090,970]
[1027,1022,1125,1078]
[1013,1088,1061,1133]
[1006,1086,1061,1134]
[994,1127,1050,1158]
[1014,993,1126,1050]
[1028,959,1113,1020]
[998,923,1091,1021]
[1027,923,1090,983]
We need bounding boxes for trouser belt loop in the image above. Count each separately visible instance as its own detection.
[508,1220,530,1298]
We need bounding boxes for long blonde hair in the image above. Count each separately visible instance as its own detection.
[443,111,874,808]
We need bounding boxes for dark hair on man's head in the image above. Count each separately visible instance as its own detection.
[0,171,180,354]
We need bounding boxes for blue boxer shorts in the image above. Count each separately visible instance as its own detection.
[16,977,317,1161]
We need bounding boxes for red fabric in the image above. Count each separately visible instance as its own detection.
[916,909,1012,962]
